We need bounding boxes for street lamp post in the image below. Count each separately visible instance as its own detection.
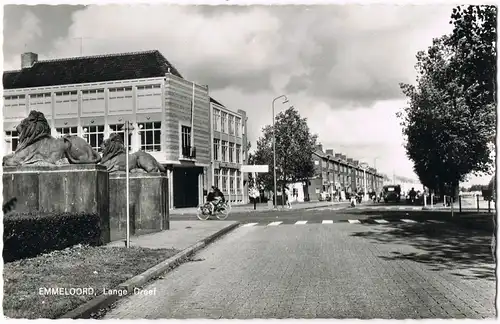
[121,121,134,248]
[272,95,288,209]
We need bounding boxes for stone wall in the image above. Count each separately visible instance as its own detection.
[3,164,110,244]
[109,173,169,241]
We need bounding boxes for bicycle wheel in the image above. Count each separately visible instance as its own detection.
[196,203,212,220]
[216,203,231,220]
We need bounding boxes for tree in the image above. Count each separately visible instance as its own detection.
[398,5,496,197]
[252,107,317,199]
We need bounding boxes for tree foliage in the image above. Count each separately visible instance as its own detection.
[398,5,496,196]
[252,107,317,192]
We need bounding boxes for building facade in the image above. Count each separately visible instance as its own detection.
[3,50,248,209]
[306,144,384,201]
[209,98,249,205]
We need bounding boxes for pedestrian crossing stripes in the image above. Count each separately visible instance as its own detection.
[268,221,283,226]
[240,219,449,227]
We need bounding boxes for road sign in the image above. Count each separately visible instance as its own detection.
[241,165,269,173]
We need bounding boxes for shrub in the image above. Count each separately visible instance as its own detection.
[3,212,101,263]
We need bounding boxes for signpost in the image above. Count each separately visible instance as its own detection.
[241,165,269,209]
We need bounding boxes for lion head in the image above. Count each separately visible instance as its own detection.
[15,110,52,152]
[100,133,126,163]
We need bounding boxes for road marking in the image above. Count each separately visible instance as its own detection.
[374,219,389,224]
[428,220,445,224]
[268,221,282,226]
[412,207,421,210]
[295,220,308,225]
[398,207,405,210]
[384,207,391,210]
[348,219,361,224]
[242,223,258,227]
[322,220,333,224]
[401,219,417,223]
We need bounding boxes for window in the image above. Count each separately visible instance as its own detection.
[221,169,228,193]
[109,87,133,113]
[180,125,193,158]
[236,144,241,163]
[4,95,26,120]
[82,125,105,152]
[242,118,245,136]
[213,139,220,161]
[56,127,78,138]
[55,91,78,115]
[139,122,161,152]
[29,93,51,115]
[4,95,26,108]
[221,112,228,133]
[236,170,241,193]
[229,169,235,195]
[221,141,228,162]
[4,131,19,154]
[213,109,221,132]
[229,143,234,163]
[82,89,105,113]
[235,117,241,137]
[214,169,220,188]
[109,124,132,151]
[228,115,234,135]
[137,84,161,110]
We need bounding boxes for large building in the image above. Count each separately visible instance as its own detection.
[305,144,384,201]
[3,50,249,209]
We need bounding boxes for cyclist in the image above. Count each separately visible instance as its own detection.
[207,186,225,214]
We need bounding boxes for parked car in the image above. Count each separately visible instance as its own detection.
[383,185,401,203]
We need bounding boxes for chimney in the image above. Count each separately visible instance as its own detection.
[347,158,353,164]
[335,153,342,158]
[316,144,323,153]
[341,154,346,160]
[21,52,38,69]
[354,160,359,166]
[325,149,334,156]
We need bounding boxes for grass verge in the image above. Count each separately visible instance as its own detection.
[3,244,179,319]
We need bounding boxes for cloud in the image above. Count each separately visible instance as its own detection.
[3,10,42,70]
[4,4,471,182]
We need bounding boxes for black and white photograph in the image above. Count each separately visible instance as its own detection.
[2,0,497,320]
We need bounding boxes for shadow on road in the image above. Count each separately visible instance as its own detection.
[351,218,496,281]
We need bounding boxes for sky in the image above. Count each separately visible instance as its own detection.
[2,1,495,186]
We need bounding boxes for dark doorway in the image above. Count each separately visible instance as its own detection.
[173,167,200,208]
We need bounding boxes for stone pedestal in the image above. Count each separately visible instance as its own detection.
[109,173,169,241]
[3,164,110,244]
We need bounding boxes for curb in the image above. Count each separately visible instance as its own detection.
[304,203,350,210]
[60,221,240,319]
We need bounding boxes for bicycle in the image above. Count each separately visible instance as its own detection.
[196,200,231,220]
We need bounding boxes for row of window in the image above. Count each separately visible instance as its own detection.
[213,139,242,164]
[4,122,161,154]
[213,168,243,195]
[212,108,244,137]
[4,86,159,100]
[317,160,379,177]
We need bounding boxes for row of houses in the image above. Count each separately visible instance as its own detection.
[3,50,249,209]
[282,144,385,203]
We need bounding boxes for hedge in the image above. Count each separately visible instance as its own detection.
[3,212,101,263]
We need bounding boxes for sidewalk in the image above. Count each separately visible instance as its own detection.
[106,221,239,250]
[169,200,349,215]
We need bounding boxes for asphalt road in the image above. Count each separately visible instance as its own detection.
[103,208,496,319]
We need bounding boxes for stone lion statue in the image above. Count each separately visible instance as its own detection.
[3,111,101,167]
[99,133,166,173]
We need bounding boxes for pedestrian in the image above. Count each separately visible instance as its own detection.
[285,186,292,209]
